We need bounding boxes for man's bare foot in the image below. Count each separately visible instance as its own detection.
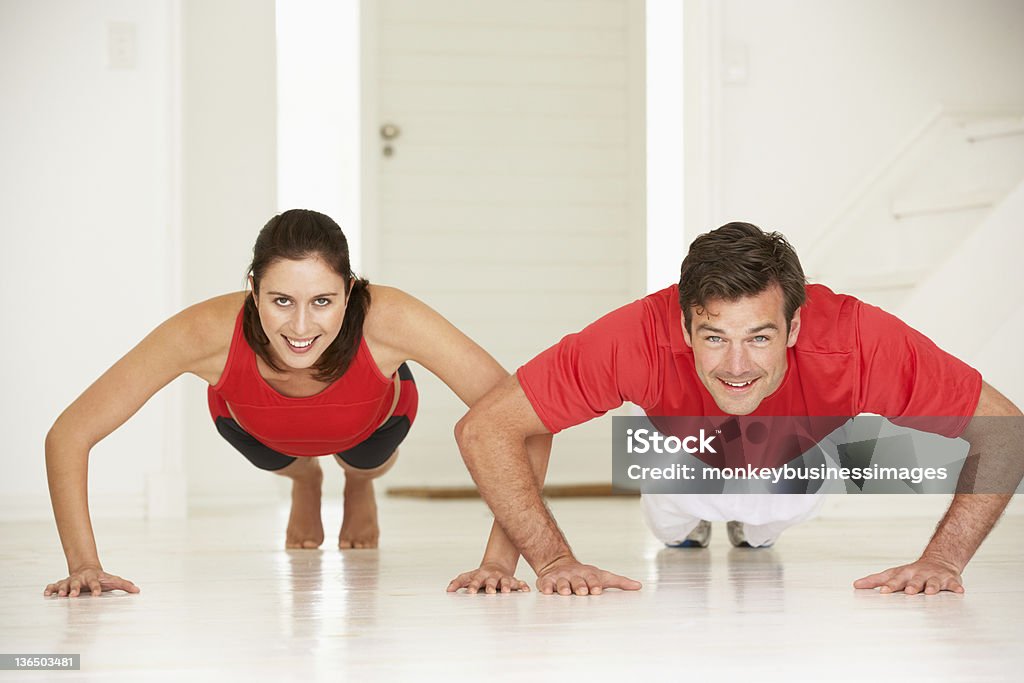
[339,476,379,549]
[284,460,324,549]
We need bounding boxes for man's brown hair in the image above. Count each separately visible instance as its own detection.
[678,222,806,332]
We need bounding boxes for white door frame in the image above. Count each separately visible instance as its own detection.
[359,0,382,279]
[682,0,722,235]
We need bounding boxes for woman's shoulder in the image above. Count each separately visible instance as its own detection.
[169,292,247,380]
[365,283,399,302]
[363,284,419,332]
[362,283,467,354]
[177,292,245,337]
[362,284,431,356]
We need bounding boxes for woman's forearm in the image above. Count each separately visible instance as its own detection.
[45,430,102,571]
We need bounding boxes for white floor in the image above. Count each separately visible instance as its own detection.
[2,496,1022,682]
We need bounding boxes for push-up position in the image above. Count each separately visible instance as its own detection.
[454,222,1022,596]
[45,209,550,597]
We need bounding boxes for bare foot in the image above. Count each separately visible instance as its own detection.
[284,461,324,549]
[339,477,379,549]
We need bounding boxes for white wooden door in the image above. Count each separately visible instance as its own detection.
[363,0,646,487]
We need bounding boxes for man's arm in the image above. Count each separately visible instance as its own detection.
[366,286,543,592]
[854,381,1023,594]
[447,432,551,594]
[455,375,642,596]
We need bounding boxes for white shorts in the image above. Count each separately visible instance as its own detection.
[641,493,826,547]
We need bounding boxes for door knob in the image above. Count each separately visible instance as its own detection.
[380,123,401,157]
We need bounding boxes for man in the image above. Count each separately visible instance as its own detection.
[452,222,1022,596]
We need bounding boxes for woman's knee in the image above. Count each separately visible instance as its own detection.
[214,416,298,471]
[334,449,399,479]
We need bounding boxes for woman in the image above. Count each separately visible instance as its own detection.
[44,209,549,598]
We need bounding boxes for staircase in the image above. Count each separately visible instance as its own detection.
[803,106,1024,313]
[897,179,1024,406]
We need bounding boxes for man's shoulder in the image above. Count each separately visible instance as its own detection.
[574,286,676,339]
[594,285,681,356]
[796,283,863,355]
[636,284,682,331]
[641,284,681,311]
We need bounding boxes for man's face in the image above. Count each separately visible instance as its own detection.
[681,284,801,415]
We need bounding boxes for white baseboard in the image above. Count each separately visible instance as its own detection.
[146,470,187,519]
[0,495,147,522]
[821,494,1024,518]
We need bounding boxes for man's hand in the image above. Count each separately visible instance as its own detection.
[857,383,1021,597]
[44,565,140,598]
[853,555,964,595]
[447,562,530,594]
[536,556,642,596]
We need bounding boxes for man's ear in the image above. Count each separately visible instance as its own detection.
[786,308,802,347]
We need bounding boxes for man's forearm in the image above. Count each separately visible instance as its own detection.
[477,433,554,570]
[920,493,1011,571]
[458,422,572,572]
[923,397,1023,571]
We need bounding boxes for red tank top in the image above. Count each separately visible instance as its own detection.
[208,309,396,456]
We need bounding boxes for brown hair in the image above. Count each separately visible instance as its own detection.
[678,222,806,333]
[243,209,370,382]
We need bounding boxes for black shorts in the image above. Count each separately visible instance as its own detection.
[213,363,416,472]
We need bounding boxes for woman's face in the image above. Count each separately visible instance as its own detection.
[253,256,349,372]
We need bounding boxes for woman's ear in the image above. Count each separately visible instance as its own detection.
[248,275,258,308]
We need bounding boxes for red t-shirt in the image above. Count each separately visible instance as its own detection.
[517,284,982,437]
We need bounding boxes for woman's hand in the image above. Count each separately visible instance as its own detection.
[446,562,530,594]
[44,566,139,598]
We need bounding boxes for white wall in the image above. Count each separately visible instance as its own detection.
[645,0,685,291]
[682,0,1024,516]
[683,0,1024,395]
[698,0,1024,248]
[276,0,361,270]
[0,0,285,517]
[900,180,1024,408]
[7,0,1018,518]
[0,0,179,519]
[181,0,279,508]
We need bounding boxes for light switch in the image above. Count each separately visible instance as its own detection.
[722,42,748,85]
[108,21,137,70]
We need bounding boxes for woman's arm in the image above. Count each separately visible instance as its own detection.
[44,295,237,597]
[364,286,552,592]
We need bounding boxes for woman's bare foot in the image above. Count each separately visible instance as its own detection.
[339,476,379,549]
[283,459,325,549]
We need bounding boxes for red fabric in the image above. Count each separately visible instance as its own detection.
[208,309,417,457]
[517,284,982,437]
